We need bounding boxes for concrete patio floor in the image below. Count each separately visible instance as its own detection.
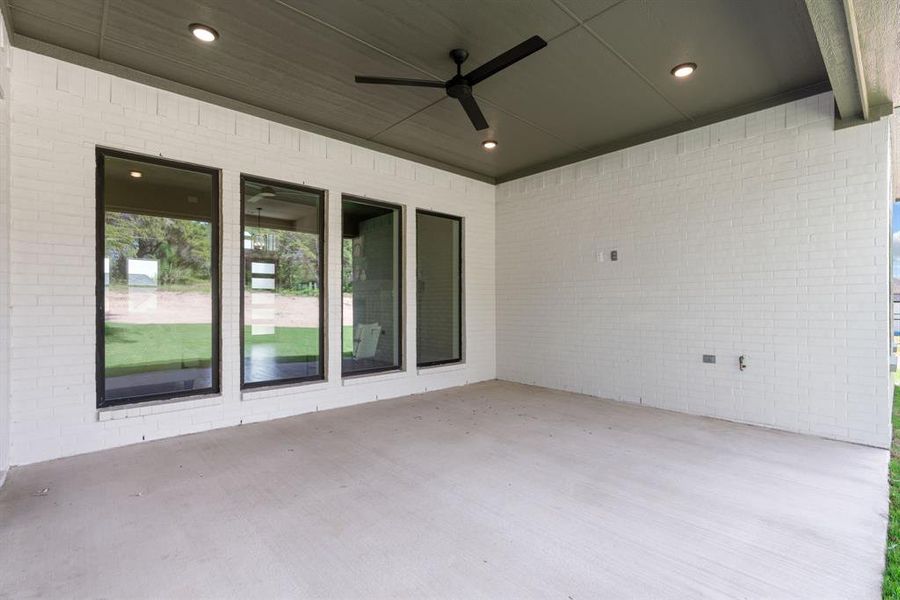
[0,380,889,598]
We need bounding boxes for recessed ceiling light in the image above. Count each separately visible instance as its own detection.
[482,140,498,150]
[129,171,143,178]
[670,62,697,78]
[189,23,219,43]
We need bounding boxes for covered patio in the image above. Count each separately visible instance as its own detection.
[0,381,887,598]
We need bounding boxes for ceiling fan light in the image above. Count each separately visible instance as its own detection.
[482,140,498,150]
[671,62,696,78]
[190,23,219,42]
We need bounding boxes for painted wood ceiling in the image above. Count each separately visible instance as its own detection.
[5,0,829,182]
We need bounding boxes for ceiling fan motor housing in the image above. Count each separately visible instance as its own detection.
[447,48,472,98]
[446,76,473,99]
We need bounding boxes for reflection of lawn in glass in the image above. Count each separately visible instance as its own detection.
[105,323,352,377]
[105,323,213,377]
[243,326,352,361]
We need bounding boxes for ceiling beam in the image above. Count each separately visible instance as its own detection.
[804,0,864,121]
[805,0,897,126]
[842,0,869,120]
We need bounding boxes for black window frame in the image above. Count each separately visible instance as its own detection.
[415,209,464,368]
[239,174,327,389]
[341,195,404,378]
[95,147,222,408]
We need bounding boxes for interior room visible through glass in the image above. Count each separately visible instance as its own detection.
[341,197,402,375]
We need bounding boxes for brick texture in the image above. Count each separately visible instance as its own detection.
[3,46,893,464]
[0,16,11,473]
[6,49,496,465]
[496,93,893,448]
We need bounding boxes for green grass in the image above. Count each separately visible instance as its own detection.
[244,326,322,361]
[105,323,214,376]
[885,386,900,598]
[242,325,354,361]
[105,323,354,377]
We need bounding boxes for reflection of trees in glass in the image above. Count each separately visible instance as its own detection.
[243,228,321,296]
[105,212,211,287]
[342,238,353,293]
[271,230,319,295]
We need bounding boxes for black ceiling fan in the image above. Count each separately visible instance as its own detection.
[355,35,547,131]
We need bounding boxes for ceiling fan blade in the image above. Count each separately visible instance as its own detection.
[355,75,445,88]
[458,95,489,131]
[465,35,547,86]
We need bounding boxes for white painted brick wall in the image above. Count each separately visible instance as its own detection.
[4,46,892,464]
[0,15,11,474]
[496,92,893,449]
[6,49,496,465]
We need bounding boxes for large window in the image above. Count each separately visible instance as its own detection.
[416,211,462,366]
[342,196,402,375]
[97,150,219,407]
[241,176,325,387]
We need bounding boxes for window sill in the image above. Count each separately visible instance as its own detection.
[242,379,330,401]
[342,369,407,386]
[417,362,466,375]
[97,393,223,421]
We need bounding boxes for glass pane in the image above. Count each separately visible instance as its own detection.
[242,178,323,386]
[101,155,216,404]
[416,212,461,365]
[342,197,401,375]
